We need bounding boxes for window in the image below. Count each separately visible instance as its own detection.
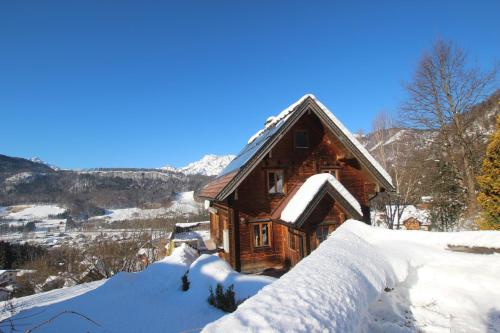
[268,170,284,194]
[315,225,330,243]
[253,222,271,247]
[294,130,309,148]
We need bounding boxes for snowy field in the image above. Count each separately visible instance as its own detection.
[91,191,202,222]
[0,204,67,233]
[1,245,274,333]
[0,204,66,221]
[204,221,500,333]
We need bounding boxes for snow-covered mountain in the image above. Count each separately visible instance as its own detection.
[162,154,235,176]
[30,157,60,171]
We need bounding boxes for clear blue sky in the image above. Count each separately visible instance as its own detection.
[1,1,498,169]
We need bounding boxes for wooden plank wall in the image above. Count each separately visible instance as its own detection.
[220,112,381,272]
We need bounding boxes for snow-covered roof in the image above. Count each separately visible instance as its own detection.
[281,173,363,224]
[175,221,210,228]
[219,95,310,178]
[386,205,431,226]
[310,95,393,187]
[209,94,393,201]
[242,95,393,188]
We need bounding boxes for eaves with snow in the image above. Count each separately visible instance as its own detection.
[281,173,363,224]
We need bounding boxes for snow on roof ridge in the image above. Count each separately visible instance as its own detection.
[309,95,393,187]
[247,94,314,144]
[281,173,362,223]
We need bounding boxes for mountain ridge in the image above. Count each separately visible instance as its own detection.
[161,154,235,176]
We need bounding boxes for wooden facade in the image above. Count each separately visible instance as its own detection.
[200,96,393,273]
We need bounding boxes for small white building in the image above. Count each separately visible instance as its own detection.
[0,269,17,286]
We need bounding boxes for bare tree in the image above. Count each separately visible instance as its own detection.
[401,40,497,215]
[370,112,422,228]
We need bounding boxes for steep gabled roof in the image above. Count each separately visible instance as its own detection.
[281,174,363,226]
[199,94,394,200]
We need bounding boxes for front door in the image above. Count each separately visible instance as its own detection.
[310,224,332,252]
[287,229,305,267]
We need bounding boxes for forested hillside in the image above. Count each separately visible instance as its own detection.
[0,155,232,219]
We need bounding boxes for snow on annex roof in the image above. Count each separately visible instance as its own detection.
[281,173,363,224]
[388,205,431,226]
[202,94,394,200]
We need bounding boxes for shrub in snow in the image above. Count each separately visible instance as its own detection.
[207,283,242,313]
[181,272,190,291]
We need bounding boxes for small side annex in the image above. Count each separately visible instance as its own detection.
[199,95,394,273]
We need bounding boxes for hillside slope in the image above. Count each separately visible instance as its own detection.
[0,155,232,218]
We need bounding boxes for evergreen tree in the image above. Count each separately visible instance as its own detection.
[477,116,500,230]
[429,160,466,231]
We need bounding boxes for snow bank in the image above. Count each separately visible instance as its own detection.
[188,254,275,306]
[445,231,500,249]
[203,222,396,332]
[5,245,274,333]
[346,221,500,249]
[0,280,106,321]
[281,173,362,223]
[203,220,500,332]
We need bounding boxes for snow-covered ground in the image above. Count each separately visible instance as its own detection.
[0,204,66,220]
[0,280,106,322]
[0,204,67,233]
[1,245,274,333]
[3,220,499,332]
[91,191,202,223]
[204,220,500,333]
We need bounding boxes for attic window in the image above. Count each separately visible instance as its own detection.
[294,130,309,148]
[268,170,284,194]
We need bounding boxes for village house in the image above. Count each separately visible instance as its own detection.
[399,205,431,231]
[199,95,394,273]
[0,269,18,301]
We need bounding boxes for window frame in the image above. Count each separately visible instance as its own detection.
[316,225,330,243]
[252,222,272,248]
[294,130,309,149]
[267,169,285,195]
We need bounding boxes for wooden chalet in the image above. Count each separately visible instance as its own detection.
[199,95,394,273]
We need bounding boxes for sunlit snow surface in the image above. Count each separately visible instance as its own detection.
[3,221,499,332]
[2,244,274,333]
[204,220,500,333]
[281,173,362,223]
[91,191,201,222]
[1,204,66,220]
